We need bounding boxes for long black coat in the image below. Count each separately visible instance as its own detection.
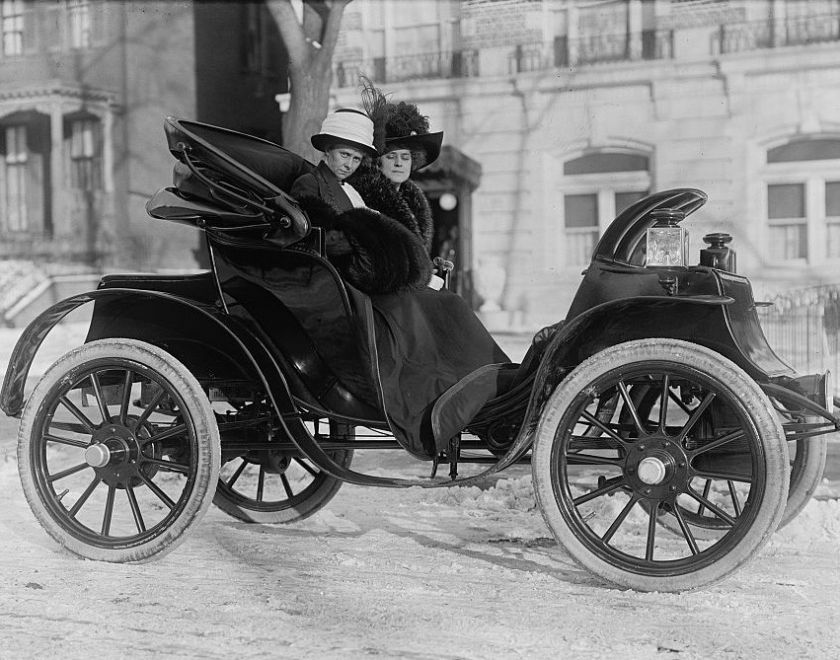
[290,161,354,213]
[292,162,508,457]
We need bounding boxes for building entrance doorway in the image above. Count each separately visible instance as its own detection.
[414,145,482,308]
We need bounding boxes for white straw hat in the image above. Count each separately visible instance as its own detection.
[311,108,377,157]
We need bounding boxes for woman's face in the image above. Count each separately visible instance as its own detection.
[324,144,364,181]
[379,149,412,185]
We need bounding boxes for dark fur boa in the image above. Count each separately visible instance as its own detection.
[296,195,432,295]
[347,166,434,252]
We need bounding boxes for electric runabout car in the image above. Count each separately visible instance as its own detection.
[3,118,837,592]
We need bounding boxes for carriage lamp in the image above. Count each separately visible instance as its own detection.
[645,209,689,268]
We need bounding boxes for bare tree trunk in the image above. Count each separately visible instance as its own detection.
[283,60,333,161]
[266,0,352,161]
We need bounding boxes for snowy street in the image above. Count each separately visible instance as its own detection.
[1,324,839,659]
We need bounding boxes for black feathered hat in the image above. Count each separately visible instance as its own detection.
[382,101,443,171]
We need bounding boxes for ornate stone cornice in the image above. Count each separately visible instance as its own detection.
[0,81,117,105]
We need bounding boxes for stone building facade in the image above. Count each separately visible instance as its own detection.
[0,0,286,272]
[331,0,840,329]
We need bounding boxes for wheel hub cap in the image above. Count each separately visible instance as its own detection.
[85,443,111,468]
[637,456,667,485]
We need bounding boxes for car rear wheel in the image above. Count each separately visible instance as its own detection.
[532,339,788,592]
[623,386,826,535]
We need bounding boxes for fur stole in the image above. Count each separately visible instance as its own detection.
[347,168,434,253]
[296,195,432,295]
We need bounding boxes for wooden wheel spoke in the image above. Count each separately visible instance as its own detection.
[280,473,294,499]
[657,374,671,431]
[674,392,716,443]
[292,456,318,477]
[143,423,188,446]
[256,467,266,502]
[566,453,623,467]
[685,489,737,526]
[601,494,640,544]
[617,380,646,436]
[645,503,658,561]
[48,462,89,483]
[663,387,694,416]
[101,485,116,536]
[135,387,166,427]
[49,421,90,434]
[119,370,134,424]
[138,472,176,510]
[688,428,744,458]
[573,476,626,505]
[692,468,752,484]
[90,372,112,425]
[727,480,742,516]
[67,476,102,517]
[43,433,89,449]
[59,396,96,434]
[142,457,190,475]
[226,459,247,488]
[698,479,713,516]
[126,486,147,533]
[671,505,700,555]
[581,409,630,450]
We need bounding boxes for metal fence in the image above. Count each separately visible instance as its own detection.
[713,11,840,55]
[756,286,840,393]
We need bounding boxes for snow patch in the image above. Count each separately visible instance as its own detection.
[418,475,537,511]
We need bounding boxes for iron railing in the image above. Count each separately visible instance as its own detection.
[334,29,675,87]
[757,285,840,393]
[714,11,840,55]
[335,49,480,87]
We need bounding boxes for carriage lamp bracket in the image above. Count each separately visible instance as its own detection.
[658,273,678,296]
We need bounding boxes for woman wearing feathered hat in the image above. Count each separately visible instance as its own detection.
[290,107,432,295]
[347,96,443,253]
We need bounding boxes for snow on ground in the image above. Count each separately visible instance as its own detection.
[2,326,840,658]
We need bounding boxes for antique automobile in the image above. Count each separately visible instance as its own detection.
[2,118,838,593]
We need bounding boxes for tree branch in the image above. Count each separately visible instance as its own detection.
[266,0,308,64]
[317,0,351,56]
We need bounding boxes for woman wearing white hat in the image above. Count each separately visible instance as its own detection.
[291,108,433,296]
[290,108,375,211]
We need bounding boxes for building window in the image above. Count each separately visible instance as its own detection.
[1,0,23,56]
[764,137,840,264]
[564,193,599,266]
[826,181,840,258]
[68,117,101,190]
[3,124,28,231]
[561,150,651,267]
[767,183,807,260]
[68,0,91,49]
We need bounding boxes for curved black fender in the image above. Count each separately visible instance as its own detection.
[0,288,529,489]
[0,288,293,418]
[491,293,796,472]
